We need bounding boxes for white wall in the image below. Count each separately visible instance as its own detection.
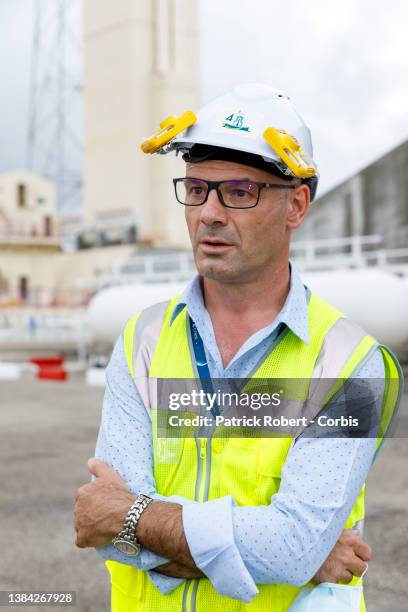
[83,0,198,247]
[0,171,57,237]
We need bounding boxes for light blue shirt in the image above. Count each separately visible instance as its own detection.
[94,262,384,602]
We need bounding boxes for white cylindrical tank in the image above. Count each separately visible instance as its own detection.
[86,282,187,345]
[302,269,408,348]
[86,270,408,349]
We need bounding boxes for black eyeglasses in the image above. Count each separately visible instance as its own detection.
[173,178,296,209]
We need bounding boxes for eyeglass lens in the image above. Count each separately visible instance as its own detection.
[176,179,260,208]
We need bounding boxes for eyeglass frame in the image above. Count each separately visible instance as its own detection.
[172,177,297,209]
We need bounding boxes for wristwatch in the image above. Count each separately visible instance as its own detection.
[112,493,153,556]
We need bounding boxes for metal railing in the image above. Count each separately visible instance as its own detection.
[290,235,408,273]
[0,229,61,246]
[91,235,408,288]
[93,251,197,288]
[1,235,407,310]
[0,287,94,309]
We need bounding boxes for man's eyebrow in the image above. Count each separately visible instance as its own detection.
[226,178,253,182]
[183,176,206,181]
[184,176,255,181]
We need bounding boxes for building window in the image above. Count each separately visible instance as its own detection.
[17,183,27,208]
[0,268,9,293]
[44,216,53,236]
[19,276,29,301]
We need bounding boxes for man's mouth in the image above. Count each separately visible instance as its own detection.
[199,238,233,254]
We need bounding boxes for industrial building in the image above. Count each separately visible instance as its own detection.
[296,140,408,249]
[81,0,198,249]
[0,0,199,310]
[0,171,59,305]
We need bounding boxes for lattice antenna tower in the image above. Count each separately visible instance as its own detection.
[26,0,83,213]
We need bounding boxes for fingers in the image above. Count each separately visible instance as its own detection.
[314,529,371,585]
[338,569,354,584]
[339,530,371,579]
[87,457,108,476]
[346,555,369,578]
[87,457,122,483]
[360,563,369,578]
[352,538,372,562]
[339,528,358,543]
[75,534,86,548]
[75,484,86,502]
[341,529,372,562]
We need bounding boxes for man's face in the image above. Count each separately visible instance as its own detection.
[183,159,308,283]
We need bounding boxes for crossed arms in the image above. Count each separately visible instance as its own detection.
[74,338,379,602]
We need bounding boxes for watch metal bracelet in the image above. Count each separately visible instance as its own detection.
[112,493,153,556]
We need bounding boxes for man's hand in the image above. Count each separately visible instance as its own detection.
[74,458,200,574]
[312,529,371,584]
[74,458,136,548]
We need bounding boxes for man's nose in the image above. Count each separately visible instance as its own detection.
[199,187,228,225]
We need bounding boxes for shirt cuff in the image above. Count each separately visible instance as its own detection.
[96,544,169,572]
[182,496,259,603]
[147,570,184,594]
[96,547,184,595]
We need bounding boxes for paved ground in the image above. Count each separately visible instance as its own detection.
[0,373,407,611]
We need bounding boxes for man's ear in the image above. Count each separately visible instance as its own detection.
[286,183,310,230]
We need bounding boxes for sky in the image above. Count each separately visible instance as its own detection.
[199,0,408,194]
[1,0,407,199]
[0,0,34,173]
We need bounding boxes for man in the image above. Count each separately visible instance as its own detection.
[75,84,402,611]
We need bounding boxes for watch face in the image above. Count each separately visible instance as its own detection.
[113,538,141,556]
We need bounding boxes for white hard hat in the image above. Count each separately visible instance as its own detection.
[141,83,319,200]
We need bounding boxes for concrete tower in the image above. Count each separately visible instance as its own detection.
[83,0,198,247]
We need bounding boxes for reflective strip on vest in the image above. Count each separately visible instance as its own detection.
[129,299,171,418]
[297,317,373,436]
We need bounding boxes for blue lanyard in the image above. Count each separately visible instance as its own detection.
[189,316,220,418]
[189,316,287,420]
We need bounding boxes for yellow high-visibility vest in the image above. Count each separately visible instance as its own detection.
[106,291,402,612]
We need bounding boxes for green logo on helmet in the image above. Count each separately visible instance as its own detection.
[222,113,250,132]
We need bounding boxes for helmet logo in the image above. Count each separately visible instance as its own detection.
[222,112,250,132]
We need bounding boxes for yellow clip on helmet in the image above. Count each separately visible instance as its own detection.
[141,83,319,199]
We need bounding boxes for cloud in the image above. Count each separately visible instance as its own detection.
[199,0,408,194]
[1,0,407,199]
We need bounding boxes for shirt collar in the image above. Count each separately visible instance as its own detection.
[169,259,309,345]
[277,260,310,344]
[169,274,203,326]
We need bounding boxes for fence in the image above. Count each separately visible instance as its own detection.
[93,235,408,288]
